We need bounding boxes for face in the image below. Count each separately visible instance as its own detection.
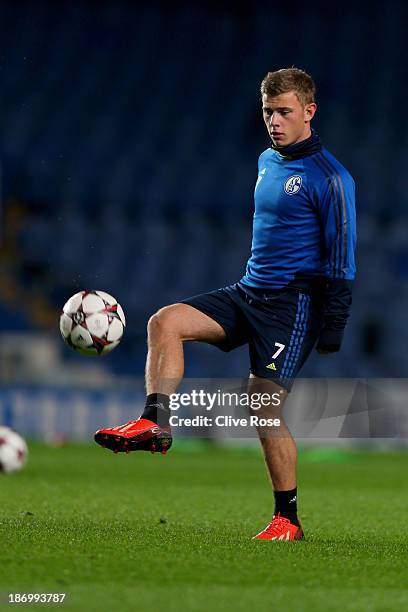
[262,91,317,148]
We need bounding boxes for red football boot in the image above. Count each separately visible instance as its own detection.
[252,514,304,541]
[94,418,172,454]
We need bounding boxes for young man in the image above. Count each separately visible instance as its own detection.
[95,68,356,541]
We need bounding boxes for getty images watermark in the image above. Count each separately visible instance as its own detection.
[168,389,283,428]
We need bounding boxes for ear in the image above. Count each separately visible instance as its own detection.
[304,102,317,123]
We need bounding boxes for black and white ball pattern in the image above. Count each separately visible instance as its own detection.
[0,427,28,474]
[60,290,126,356]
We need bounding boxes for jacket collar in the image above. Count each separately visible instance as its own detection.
[271,129,322,160]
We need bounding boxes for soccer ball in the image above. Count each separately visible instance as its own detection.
[59,290,126,356]
[0,427,28,474]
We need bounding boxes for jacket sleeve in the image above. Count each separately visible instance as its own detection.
[315,167,357,352]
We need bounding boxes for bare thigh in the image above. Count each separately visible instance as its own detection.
[248,374,288,430]
[149,303,227,344]
[248,373,287,401]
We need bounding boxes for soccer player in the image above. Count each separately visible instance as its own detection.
[95,68,356,541]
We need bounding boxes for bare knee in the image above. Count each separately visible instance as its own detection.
[147,303,226,345]
[147,305,181,343]
[247,375,287,421]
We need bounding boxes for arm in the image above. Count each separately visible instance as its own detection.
[315,167,357,353]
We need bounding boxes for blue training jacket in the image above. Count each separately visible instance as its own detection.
[240,130,357,351]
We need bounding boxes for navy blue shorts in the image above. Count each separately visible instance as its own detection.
[181,282,325,391]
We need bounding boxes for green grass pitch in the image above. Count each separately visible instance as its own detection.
[0,442,407,611]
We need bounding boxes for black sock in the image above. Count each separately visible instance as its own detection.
[141,394,170,427]
[274,487,299,525]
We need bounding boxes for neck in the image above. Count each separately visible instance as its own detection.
[292,127,312,145]
[271,128,322,160]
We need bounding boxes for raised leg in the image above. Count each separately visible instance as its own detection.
[145,303,227,396]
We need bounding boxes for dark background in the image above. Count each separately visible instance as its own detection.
[1,0,407,382]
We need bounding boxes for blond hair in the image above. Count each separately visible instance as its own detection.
[261,68,316,106]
